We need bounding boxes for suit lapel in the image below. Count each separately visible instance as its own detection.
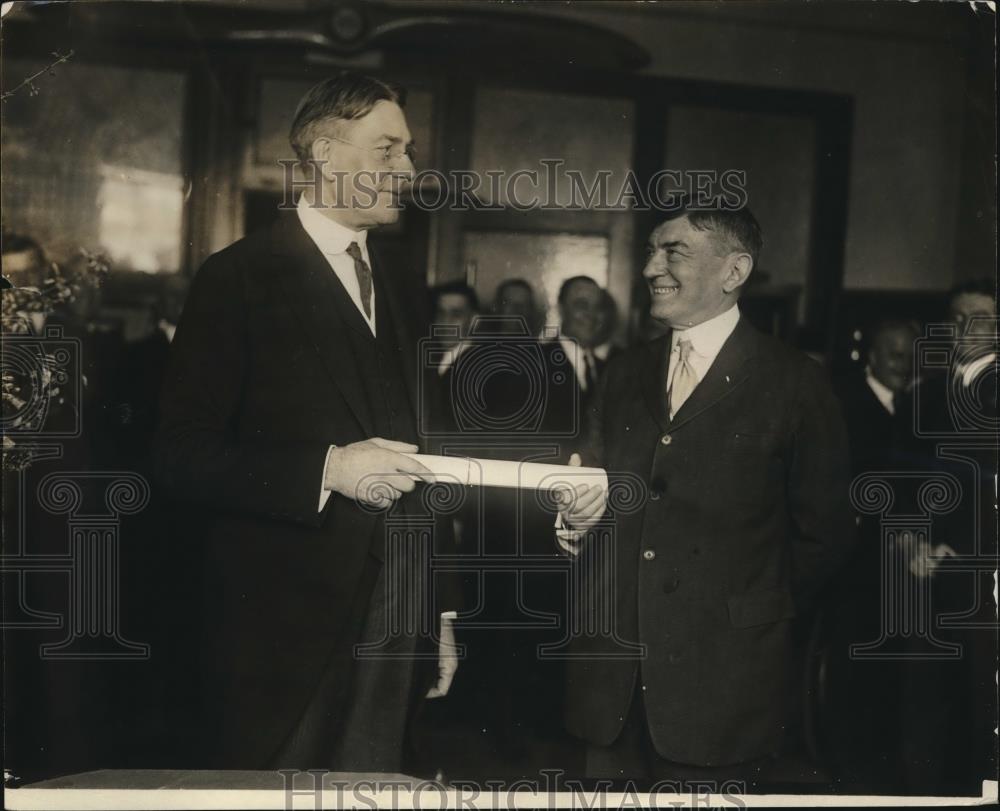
[640,335,672,433]
[669,315,758,430]
[271,212,375,436]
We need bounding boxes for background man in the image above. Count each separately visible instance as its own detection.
[559,205,854,784]
[1,233,48,291]
[896,277,997,793]
[555,275,605,407]
[828,318,920,786]
[427,280,479,431]
[492,277,541,336]
[154,72,454,771]
[838,318,919,475]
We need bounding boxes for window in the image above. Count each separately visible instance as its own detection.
[2,60,186,273]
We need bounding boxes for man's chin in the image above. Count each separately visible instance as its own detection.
[373,205,402,225]
[649,303,678,325]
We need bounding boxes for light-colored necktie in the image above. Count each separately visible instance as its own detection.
[668,338,697,419]
[344,241,373,319]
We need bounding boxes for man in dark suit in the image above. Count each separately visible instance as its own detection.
[827,318,920,786]
[558,205,854,783]
[837,319,918,476]
[493,278,542,338]
[154,72,455,771]
[896,278,997,794]
[553,276,606,414]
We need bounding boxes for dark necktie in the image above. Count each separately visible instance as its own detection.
[345,241,373,320]
[583,349,598,393]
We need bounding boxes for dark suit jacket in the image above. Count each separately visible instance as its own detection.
[153,211,436,767]
[565,316,855,767]
[835,371,909,477]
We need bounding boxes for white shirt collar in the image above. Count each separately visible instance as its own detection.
[957,352,997,388]
[558,336,595,389]
[438,341,470,376]
[864,367,896,415]
[670,304,740,360]
[296,195,368,256]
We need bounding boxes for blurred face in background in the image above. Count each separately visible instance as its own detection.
[559,278,602,349]
[434,292,476,348]
[2,247,47,289]
[494,283,536,333]
[869,325,917,394]
[948,292,996,337]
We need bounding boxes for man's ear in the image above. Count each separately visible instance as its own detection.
[310,138,338,181]
[722,253,753,294]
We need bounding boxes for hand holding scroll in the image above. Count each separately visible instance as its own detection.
[323,438,436,508]
[556,453,607,552]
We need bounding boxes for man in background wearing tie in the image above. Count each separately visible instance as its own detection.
[155,72,456,771]
[556,276,605,409]
[837,318,919,476]
[558,204,854,785]
[897,278,997,793]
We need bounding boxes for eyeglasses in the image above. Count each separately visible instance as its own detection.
[330,136,417,165]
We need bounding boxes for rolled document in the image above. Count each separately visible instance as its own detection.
[403,453,608,493]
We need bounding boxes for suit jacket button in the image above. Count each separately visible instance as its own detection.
[642,549,656,561]
[660,434,672,446]
[663,578,680,594]
[649,490,661,501]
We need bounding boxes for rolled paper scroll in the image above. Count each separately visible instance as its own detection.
[403,453,608,493]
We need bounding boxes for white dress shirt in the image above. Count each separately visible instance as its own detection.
[666,304,741,419]
[296,195,376,337]
[558,336,598,393]
[864,368,896,415]
[957,352,997,388]
[438,341,471,376]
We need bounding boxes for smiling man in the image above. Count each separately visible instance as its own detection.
[558,204,854,784]
[154,73,455,771]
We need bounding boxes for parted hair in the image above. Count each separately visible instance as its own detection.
[289,72,405,165]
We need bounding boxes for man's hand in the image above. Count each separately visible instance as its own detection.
[323,438,435,509]
[426,613,458,699]
[900,533,957,579]
[555,453,607,555]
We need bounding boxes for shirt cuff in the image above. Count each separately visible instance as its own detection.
[554,511,585,555]
[318,445,336,512]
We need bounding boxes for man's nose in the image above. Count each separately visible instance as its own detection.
[392,151,416,178]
